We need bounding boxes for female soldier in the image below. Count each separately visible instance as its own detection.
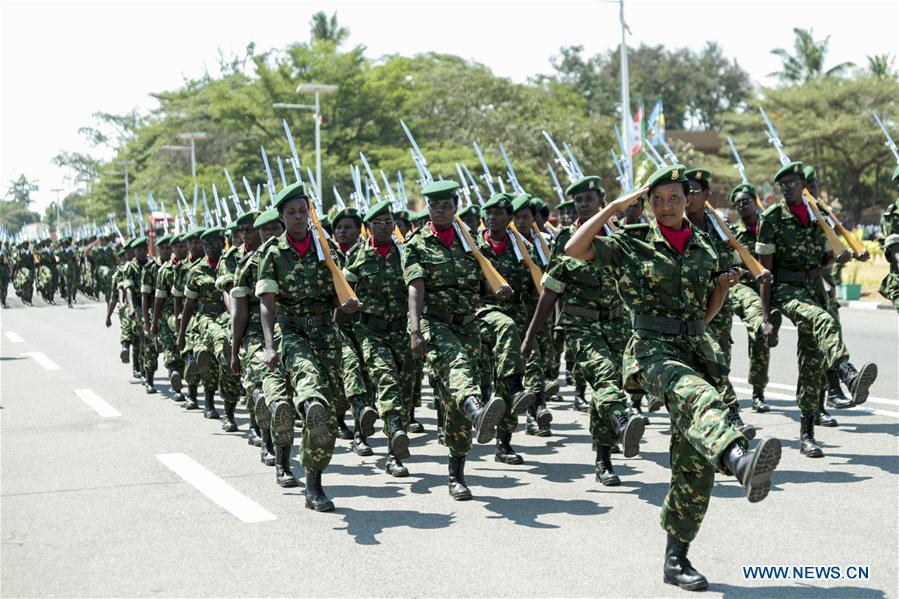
[565,164,782,591]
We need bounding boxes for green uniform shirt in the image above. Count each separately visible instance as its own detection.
[543,229,622,317]
[216,244,243,292]
[343,239,407,323]
[184,258,224,308]
[756,202,827,272]
[255,232,337,318]
[475,230,534,314]
[401,226,481,316]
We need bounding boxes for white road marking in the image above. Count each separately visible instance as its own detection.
[73,389,121,418]
[4,331,24,343]
[21,351,59,370]
[156,453,276,523]
[733,386,899,419]
[847,300,880,310]
[731,377,899,407]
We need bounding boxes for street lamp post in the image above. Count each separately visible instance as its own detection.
[51,188,64,230]
[275,83,337,198]
[176,132,208,179]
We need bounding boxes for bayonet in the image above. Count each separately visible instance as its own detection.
[473,142,496,195]
[873,111,899,163]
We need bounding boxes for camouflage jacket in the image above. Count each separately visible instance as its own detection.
[216,244,243,293]
[401,225,481,316]
[256,232,337,318]
[232,237,279,325]
[172,257,200,300]
[880,198,899,271]
[343,238,407,324]
[153,258,179,312]
[475,230,534,317]
[122,257,147,292]
[140,257,161,296]
[756,201,828,281]
[184,257,225,312]
[731,219,759,258]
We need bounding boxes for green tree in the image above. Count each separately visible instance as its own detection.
[769,28,855,84]
[6,174,39,205]
[866,53,896,79]
[310,11,348,46]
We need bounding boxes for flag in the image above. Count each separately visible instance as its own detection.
[647,99,665,142]
[629,105,644,156]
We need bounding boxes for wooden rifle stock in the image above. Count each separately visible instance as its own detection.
[801,190,850,260]
[308,204,358,304]
[509,224,544,293]
[453,215,510,294]
[816,195,866,256]
[704,201,768,280]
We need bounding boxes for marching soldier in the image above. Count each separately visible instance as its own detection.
[121,237,150,380]
[879,165,899,311]
[58,237,79,308]
[756,161,878,458]
[0,240,10,308]
[13,240,35,306]
[140,235,170,394]
[105,245,132,363]
[174,228,206,411]
[151,233,189,403]
[566,164,782,591]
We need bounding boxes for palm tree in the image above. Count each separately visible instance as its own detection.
[310,11,349,46]
[768,28,855,84]
[867,54,896,78]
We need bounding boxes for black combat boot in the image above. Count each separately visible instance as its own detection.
[335,410,354,440]
[385,452,409,478]
[825,368,854,409]
[203,389,220,420]
[131,348,142,380]
[628,395,650,425]
[385,412,410,460]
[351,395,378,438]
[751,386,770,413]
[221,402,238,433]
[534,392,553,429]
[799,413,824,458]
[595,445,620,486]
[816,389,838,427]
[610,410,645,458]
[352,429,373,457]
[144,370,158,394]
[663,534,709,591]
[300,399,332,446]
[504,375,535,415]
[494,429,523,465]
[259,430,276,467]
[461,395,505,444]
[573,381,589,413]
[247,411,263,447]
[525,402,551,437]
[544,379,560,399]
[120,342,130,364]
[169,368,184,401]
[271,400,295,447]
[304,470,335,512]
[274,445,299,488]
[721,437,782,502]
[183,351,198,381]
[836,359,878,406]
[184,384,200,410]
[408,406,424,434]
[726,403,757,441]
[448,455,472,501]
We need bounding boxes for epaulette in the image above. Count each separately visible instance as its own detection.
[761,202,782,219]
[404,227,423,241]
[621,223,651,233]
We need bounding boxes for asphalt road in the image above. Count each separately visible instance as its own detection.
[1,296,897,598]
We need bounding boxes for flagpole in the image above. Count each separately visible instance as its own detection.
[619,0,632,184]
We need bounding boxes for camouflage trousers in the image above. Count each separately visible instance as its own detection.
[36,265,55,299]
[565,315,630,447]
[637,347,745,544]
[878,271,899,312]
[261,324,339,472]
[239,323,270,412]
[13,268,33,302]
[96,266,113,303]
[192,313,240,404]
[421,315,481,458]
[357,322,415,432]
[60,265,77,304]
[339,327,369,414]
[1,270,9,305]
[158,313,184,375]
[182,316,201,388]
[538,316,559,381]
[141,320,159,374]
[774,281,849,414]
[478,308,527,434]
[731,283,770,389]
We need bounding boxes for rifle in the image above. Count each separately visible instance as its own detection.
[547,163,566,203]
[461,164,484,205]
[873,111,899,163]
[704,201,769,280]
[508,223,543,292]
[499,144,525,195]
[124,197,136,237]
[760,107,849,260]
[542,131,579,182]
[222,169,245,217]
[726,136,766,213]
[404,122,510,294]
[472,142,496,195]
[133,193,145,236]
[260,145,278,207]
[213,183,232,225]
[817,194,868,258]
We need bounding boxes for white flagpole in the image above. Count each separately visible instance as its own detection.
[619,0,632,183]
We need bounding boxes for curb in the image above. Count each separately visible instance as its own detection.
[837,299,894,311]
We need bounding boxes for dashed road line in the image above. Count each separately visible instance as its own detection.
[733,386,899,419]
[73,389,121,418]
[156,453,276,523]
[731,377,898,407]
[21,351,59,370]
[4,331,24,343]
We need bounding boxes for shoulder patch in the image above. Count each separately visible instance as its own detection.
[762,203,782,219]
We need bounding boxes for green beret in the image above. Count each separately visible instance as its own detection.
[169,233,183,244]
[254,208,280,228]
[183,227,205,240]
[892,164,899,183]
[774,161,804,183]
[363,200,393,224]
[531,197,549,217]
[155,235,172,246]
[410,208,430,222]
[729,183,758,203]
[393,210,410,223]
[115,248,125,257]
[274,182,308,210]
[484,192,515,213]
[332,207,362,227]
[458,205,480,219]
[511,193,534,214]
[200,227,225,241]
[130,236,149,249]
[422,180,460,202]
[684,168,711,190]
[646,164,688,191]
[565,175,604,198]
[236,211,259,227]
[557,199,575,211]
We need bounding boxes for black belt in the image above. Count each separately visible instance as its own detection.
[634,314,706,336]
[775,267,822,284]
[359,312,406,332]
[562,304,624,322]
[277,313,332,331]
[196,302,222,316]
[423,305,477,326]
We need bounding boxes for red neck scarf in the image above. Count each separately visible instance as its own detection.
[206,256,219,270]
[747,221,758,234]
[171,256,180,265]
[788,203,810,227]
[370,237,392,260]
[483,230,508,257]
[429,222,455,249]
[286,232,312,257]
[338,242,351,254]
[658,221,693,256]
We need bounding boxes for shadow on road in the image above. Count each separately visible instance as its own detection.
[474,495,610,528]
[708,582,886,598]
[334,507,455,545]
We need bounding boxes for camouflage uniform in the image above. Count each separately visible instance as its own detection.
[140,256,162,376]
[343,238,415,429]
[256,233,340,472]
[122,256,148,374]
[174,257,201,389]
[154,257,184,377]
[111,262,130,346]
[13,247,35,303]
[35,244,57,302]
[879,198,899,311]
[336,242,371,415]
[756,202,849,413]
[1,245,11,306]
[590,222,745,543]
[402,225,483,457]
[731,220,770,389]
[58,244,79,305]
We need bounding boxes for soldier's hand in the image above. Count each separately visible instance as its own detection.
[755,269,773,286]
[340,298,362,313]
[521,336,534,360]
[150,323,158,337]
[105,315,112,328]
[177,335,186,352]
[143,321,150,334]
[410,331,427,359]
[230,353,241,376]
[716,268,741,290]
[495,284,513,300]
[835,250,851,265]
[610,194,639,213]
[856,250,871,262]
[264,347,279,371]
